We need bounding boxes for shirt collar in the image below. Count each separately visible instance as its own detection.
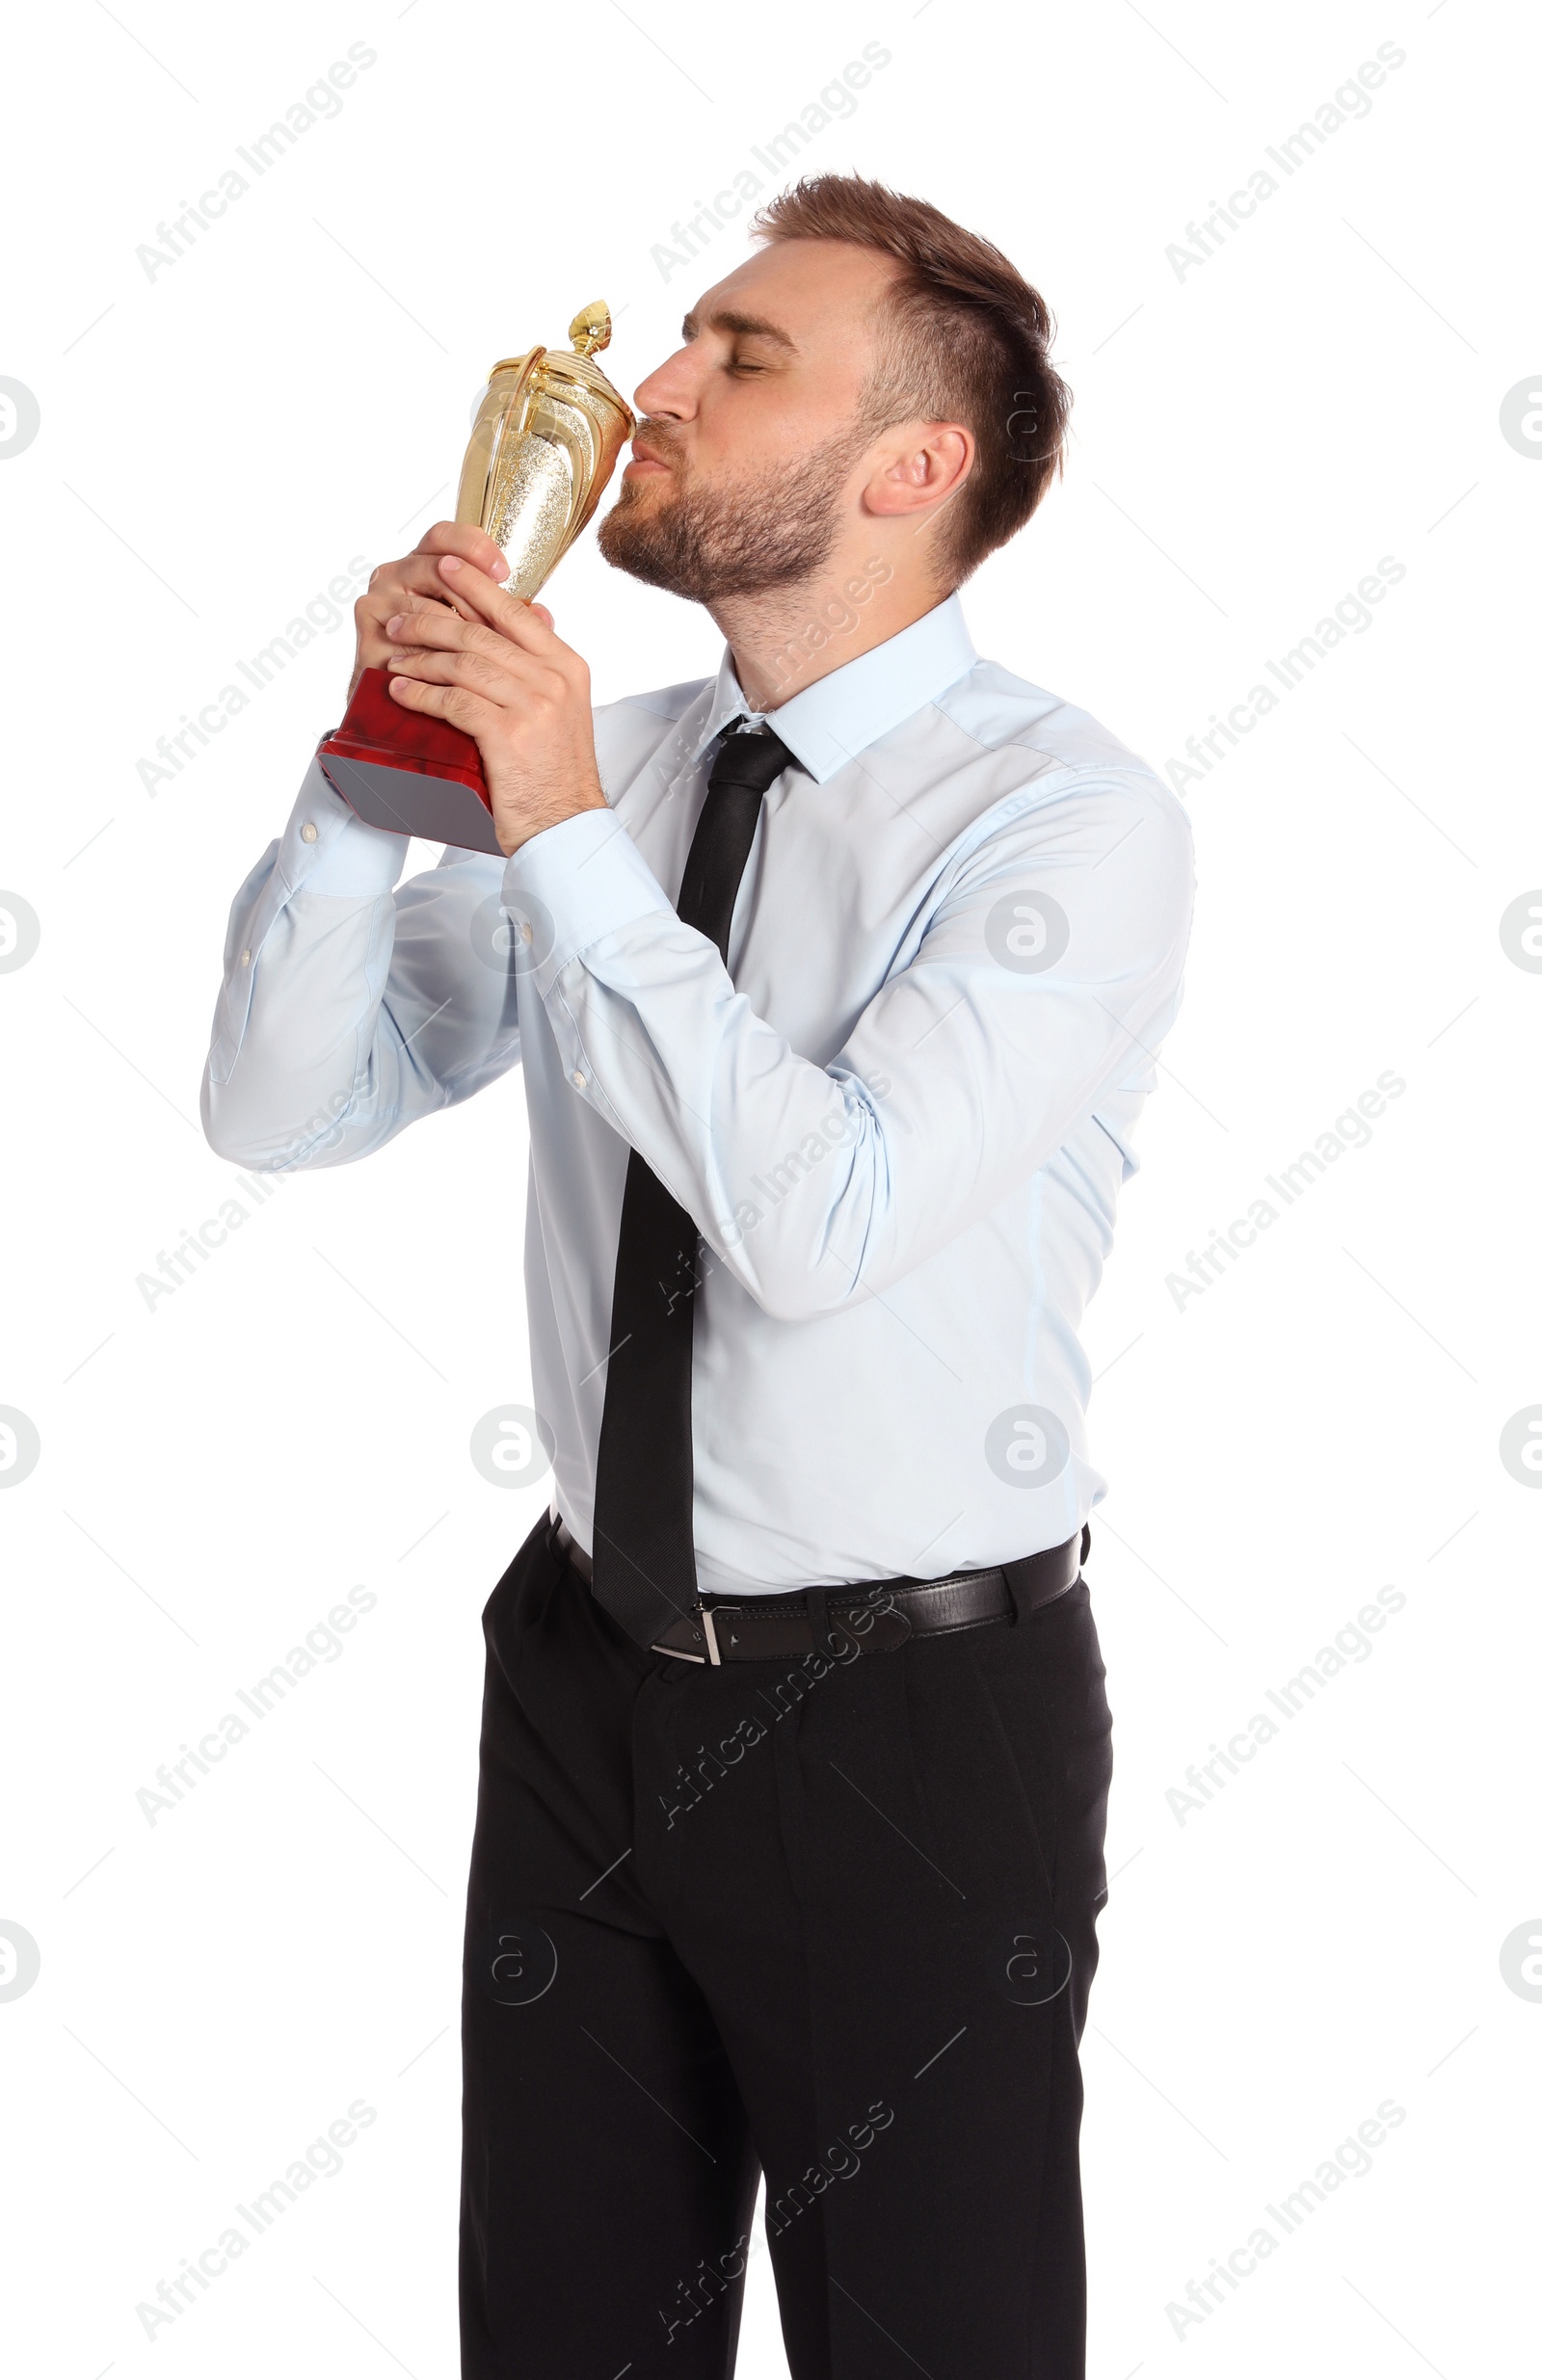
[690,593,977,786]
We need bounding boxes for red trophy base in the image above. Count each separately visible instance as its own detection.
[316,667,503,856]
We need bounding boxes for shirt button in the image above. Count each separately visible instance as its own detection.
[572,1070,587,1089]
[240,950,252,966]
[300,821,318,843]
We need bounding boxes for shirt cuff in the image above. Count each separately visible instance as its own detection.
[501,806,674,990]
[282,751,410,896]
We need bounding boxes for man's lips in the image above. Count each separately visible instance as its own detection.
[623,439,673,479]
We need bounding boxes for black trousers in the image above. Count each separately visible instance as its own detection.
[460,1516,1113,2379]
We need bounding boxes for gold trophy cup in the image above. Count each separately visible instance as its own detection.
[319,303,635,854]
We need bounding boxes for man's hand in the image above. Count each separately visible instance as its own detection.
[374,529,608,858]
[349,519,511,699]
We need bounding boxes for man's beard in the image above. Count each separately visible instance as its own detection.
[597,421,864,603]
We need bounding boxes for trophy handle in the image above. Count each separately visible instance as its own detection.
[501,348,546,443]
[456,348,547,548]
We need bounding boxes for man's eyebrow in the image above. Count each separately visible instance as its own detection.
[679,307,798,353]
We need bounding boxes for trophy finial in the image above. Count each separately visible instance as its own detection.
[569,301,612,358]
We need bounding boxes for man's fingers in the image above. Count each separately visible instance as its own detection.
[386,671,498,736]
[384,601,553,665]
[382,641,518,697]
[435,554,563,657]
[412,518,510,581]
[364,551,481,618]
[349,530,513,699]
[385,619,566,710]
[354,557,482,683]
[382,601,497,653]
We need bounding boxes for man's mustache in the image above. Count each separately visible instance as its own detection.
[630,420,686,473]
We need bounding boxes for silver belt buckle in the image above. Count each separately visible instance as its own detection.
[650,1600,728,1666]
[699,1602,736,1665]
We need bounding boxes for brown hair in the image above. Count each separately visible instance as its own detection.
[751,173,1072,587]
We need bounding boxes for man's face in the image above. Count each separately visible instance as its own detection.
[597,238,899,603]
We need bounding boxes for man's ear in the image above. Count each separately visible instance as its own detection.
[862,424,973,519]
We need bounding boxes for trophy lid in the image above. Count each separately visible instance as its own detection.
[488,302,617,383]
[568,301,613,357]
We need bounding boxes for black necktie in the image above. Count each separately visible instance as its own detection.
[590,721,793,1646]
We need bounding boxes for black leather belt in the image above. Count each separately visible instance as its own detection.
[550,1517,1087,1664]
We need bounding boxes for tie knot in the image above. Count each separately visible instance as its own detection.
[708,722,794,797]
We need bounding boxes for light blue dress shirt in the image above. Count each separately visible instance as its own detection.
[202,594,1194,1597]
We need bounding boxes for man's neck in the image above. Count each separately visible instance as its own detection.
[709,562,953,716]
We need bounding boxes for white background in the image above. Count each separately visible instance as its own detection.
[2,0,1536,2373]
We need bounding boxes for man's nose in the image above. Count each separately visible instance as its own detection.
[633,345,700,421]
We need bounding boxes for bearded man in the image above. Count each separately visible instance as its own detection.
[203,172,1194,2379]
